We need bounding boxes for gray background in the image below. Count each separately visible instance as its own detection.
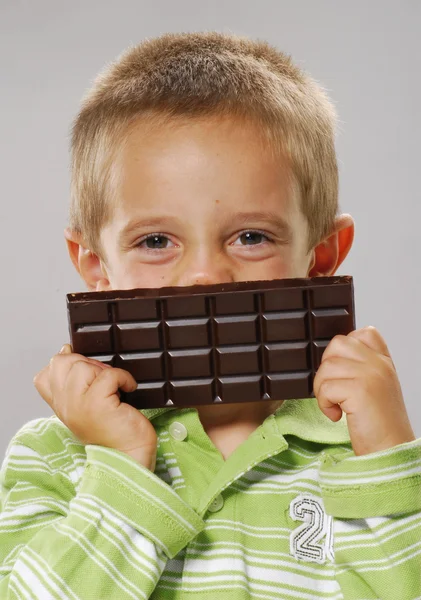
[1,0,420,457]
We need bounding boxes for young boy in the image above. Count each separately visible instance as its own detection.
[1,32,419,599]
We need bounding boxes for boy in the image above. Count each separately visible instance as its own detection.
[1,32,420,599]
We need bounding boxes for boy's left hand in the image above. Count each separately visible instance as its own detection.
[313,326,415,456]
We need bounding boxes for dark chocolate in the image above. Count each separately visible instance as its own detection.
[67,276,355,408]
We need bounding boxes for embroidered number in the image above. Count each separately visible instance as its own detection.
[290,495,334,564]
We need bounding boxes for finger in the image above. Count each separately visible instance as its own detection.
[65,360,104,397]
[59,344,72,354]
[48,352,108,394]
[84,356,112,370]
[314,357,361,392]
[59,343,110,370]
[34,344,74,403]
[49,353,86,398]
[322,333,375,364]
[316,379,355,421]
[313,358,364,406]
[348,326,391,357]
[33,365,53,405]
[88,368,137,401]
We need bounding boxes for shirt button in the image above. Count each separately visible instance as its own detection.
[208,494,224,513]
[169,421,188,441]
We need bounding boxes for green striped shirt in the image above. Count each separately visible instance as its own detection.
[1,398,420,599]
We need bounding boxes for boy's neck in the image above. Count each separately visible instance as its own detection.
[195,400,283,429]
[192,400,283,460]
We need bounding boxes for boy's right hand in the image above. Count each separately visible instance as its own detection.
[33,344,158,471]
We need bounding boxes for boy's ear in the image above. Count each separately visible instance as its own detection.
[308,214,354,277]
[64,228,110,291]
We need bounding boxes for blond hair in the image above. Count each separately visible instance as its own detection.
[70,32,339,257]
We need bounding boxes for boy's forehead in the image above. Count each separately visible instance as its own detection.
[116,114,296,205]
[121,113,278,169]
[102,113,309,246]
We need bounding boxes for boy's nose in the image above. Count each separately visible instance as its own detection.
[186,271,229,286]
[176,255,233,287]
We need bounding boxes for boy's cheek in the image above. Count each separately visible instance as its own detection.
[108,261,303,291]
[105,246,307,290]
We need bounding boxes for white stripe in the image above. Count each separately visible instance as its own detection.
[335,517,421,549]
[338,440,421,462]
[1,500,66,518]
[8,571,38,599]
[1,543,24,566]
[286,446,321,459]
[19,418,53,436]
[6,458,74,484]
[4,481,35,494]
[288,443,350,459]
[321,465,421,485]
[336,539,421,573]
[182,556,338,592]
[232,480,321,494]
[5,444,40,458]
[241,466,320,485]
[45,447,82,462]
[173,482,186,489]
[80,492,169,559]
[51,521,147,600]
[3,495,64,512]
[334,515,412,538]
[24,546,81,600]
[338,545,421,575]
[207,518,291,534]
[167,466,182,478]
[160,573,341,599]
[87,450,198,534]
[204,524,289,540]
[187,543,336,577]
[170,477,186,490]
[1,515,62,535]
[321,457,421,480]
[6,445,85,483]
[256,459,318,475]
[75,495,162,574]
[13,550,73,600]
[71,504,159,582]
[333,515,388,535]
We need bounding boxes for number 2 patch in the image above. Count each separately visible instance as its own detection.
[290,494,334,564]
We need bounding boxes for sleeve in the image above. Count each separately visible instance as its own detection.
[319,438,421,600]
[0,431,204,599]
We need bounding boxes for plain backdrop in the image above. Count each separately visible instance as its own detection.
[0,0,420,457]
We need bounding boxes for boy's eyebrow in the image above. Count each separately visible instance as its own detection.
[234,211,293,239]
[118,216,183,246]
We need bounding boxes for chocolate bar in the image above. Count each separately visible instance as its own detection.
[67,276,355,408]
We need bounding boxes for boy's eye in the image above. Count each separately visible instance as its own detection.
[234,231,270,246]
[139,234,174,249]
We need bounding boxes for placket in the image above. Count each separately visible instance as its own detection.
[154,410,289,517]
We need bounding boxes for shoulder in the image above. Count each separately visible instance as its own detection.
[1,417,89,506]
[2,416,87,489]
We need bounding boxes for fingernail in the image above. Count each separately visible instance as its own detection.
[59,345,69,354]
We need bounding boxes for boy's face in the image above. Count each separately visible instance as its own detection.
[65,114,353,424]
[96,116,317,290]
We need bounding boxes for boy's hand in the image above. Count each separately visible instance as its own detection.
[33,345,158,470]
[313,326,415,456]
